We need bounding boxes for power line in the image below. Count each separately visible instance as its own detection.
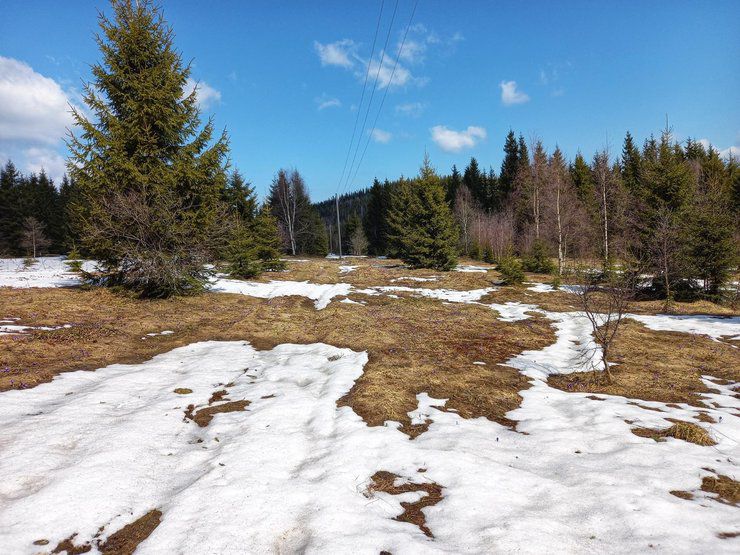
[347,0,419,192]
[340,0,400,196]
[334,0,386,196]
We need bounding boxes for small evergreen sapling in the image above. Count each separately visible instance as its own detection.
[497,255,525,285]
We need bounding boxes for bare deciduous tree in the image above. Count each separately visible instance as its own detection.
[454,185,476,255]
[350,226,369,255]
[571,270,634,384]
[268,169,311,256]
[20,217,51,259]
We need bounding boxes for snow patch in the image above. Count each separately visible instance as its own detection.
[0,257,96,288]
[209,278,352,310]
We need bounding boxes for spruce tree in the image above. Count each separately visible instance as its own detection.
[223,170,257,222]
[499,130,519,201]
[463,157,487,209]
[363,178,389,255]
[621,131,641,193]
[571,152,595,203]
[387,155,458,270]
[67,0,229,297]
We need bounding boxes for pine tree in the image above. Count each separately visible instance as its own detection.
[67,0,229,297]
[621,131,641,193]
[446,164,462,206]
[387,154,458,270]
[463,157,487,210]
[300,209,329,256]
[499,130,519,201]
[223,169,257,222]
[363,178,389,255]
[570,152,594,202]
[0,161,21,253]
[343,212,362,254]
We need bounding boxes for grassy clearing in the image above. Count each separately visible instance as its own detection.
[548,320,740,405]
[0,285,553,435]
[631,420,716,446]
[2,256,737,433]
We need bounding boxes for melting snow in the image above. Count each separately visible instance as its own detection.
[0,257,96,288]
[454,264,492,273]
[1,332,737,552]
[209,278,353,310]
[627,313,740,342]
[339,265,358,274]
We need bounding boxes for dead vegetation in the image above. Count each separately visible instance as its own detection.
[367,471,443,537]
[548,320,740,405]
[99,509,162,555]
[631,420,716,446]
[0,284,553,436]
[701,474,740,506]
[671,472,739,506]
[2,256,736,435]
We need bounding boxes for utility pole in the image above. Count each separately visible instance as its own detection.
[335,194,343,259]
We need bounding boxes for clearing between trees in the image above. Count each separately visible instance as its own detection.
[1,255,738,553]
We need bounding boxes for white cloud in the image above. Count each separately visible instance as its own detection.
[500,80,530,106]
[398,39,426,64]
[24,147,67,180]
[184,77,222,110]
[314,39,356,68]
[315,94,341,110]
[697,138,738,160]
[719,145,739,160]
[365,54,415,89]
[370,128,392,143]
[395,102,425,117]
[430,125,486,152]
[0,56,74,144]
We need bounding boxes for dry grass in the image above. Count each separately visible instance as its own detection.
[0,285,553,436]
[701,474,740,506]
[671,472,740,507]
[367,471,443,537]
[2,256,736,434]
[631,420,717,446]
[548,320,740,405]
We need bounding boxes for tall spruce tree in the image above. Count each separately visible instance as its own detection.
[499,130,519,201]
[621,132,641,193]
[387,154,458,270]
[68,0,229,297]
[363,178,389,255]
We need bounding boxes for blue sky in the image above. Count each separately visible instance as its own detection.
[1,0,738,201]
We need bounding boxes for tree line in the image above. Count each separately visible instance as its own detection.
[331,129,738,299]
[1,0,736,302]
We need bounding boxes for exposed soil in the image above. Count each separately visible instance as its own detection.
[368,471,443,537]
[99,509,162,555]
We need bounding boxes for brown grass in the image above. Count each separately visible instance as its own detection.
[3,256,735,434]
[367,471,442,537]
[701,474,740,506]
[549,320,740,405]
[99,509,162,555]
[53,535,91,554]
[0,284,553,436]
[631,420,716,446]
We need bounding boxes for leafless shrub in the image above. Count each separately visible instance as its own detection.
[20,217,51,259]
[570,268,635,383]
